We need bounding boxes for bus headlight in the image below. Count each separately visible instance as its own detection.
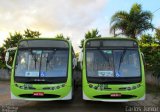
[127,87,131,90]
[52,87,55,90]
[56,86,60,89]
[19,86,24,89]
[126,84,140,91]
[61,84,65,87]
[94,86,98,90]
[132,86,137,90]
[15,84,19,87]
[89,84,93,88]
[88,84,99,90]
[137,84,141,88]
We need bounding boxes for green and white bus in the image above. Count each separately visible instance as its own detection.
[5,38,77,101]
[79,38,145,102]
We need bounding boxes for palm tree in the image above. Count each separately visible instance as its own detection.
[110,3,154,39]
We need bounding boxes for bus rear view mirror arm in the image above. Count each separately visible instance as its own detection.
[5,51,12,69]
[5,47,17,69]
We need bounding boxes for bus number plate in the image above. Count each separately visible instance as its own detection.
[110,93,121,97]
[33,92,44,96]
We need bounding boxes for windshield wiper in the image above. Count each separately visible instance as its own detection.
[30,49,38,69]
[117,49,127,73]
[46,50,56,71]
[99,50,111,66]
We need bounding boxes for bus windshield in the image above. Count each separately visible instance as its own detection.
[86,49,141,78]
[15,49,68,78]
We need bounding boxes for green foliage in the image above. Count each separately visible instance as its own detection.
[55,34,65,39]
[23,29,41,38]
[54,33,70,40]
[3,29,41,49]
[139,34,155,44]
[3,32,23,48]
[0,47,5,68]
[139,34,160,78]
[110,3,154,39]
[0,29,41,69]
[154,28,160,43]
[79,29,101,48]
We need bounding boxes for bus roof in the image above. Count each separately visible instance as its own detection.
[18,38,71,48]
[85,37,138,42]
[84,37,139,48]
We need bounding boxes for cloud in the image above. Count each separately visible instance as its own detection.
[0,0,108,51]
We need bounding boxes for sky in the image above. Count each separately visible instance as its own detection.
[0,0,160,52]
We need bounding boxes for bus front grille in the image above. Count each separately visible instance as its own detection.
[19,94,60,98]
[93,95,137,99]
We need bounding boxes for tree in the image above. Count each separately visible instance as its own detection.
[3,32,23,49]
[66,37,70,41]
[0,29,41,69]
[55,34,65,39]
[139,34,160,78]
[155,28,160,43]
[54,33,71,40]
[110,3,154,39]
[79,29,101,48]
[23,29,41,38]
[3,29,41,49]
[0,47,5,68]
[139,34,155,44]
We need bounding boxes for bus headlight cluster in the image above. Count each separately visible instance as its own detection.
[89,84,93,88]
[55,84,66,90]
[89,84,99,90]
[43,84,65,90]
[127,87,131,90]
[16,84,36,90]
[15,84,19,87]
[137,84,141,88]
[19,86,24,89]
[89,84,110,90]
[127,84,141,90]
[16,83,65,90]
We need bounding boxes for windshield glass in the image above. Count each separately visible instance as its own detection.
[15,49,68,77]
[86,49,141,78]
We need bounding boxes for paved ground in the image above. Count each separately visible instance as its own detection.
[0,81,160,112]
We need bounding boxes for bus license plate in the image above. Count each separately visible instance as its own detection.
[33,92,44,96]
[110,93,121,97]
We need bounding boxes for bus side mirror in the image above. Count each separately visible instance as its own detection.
[73,58,77,69]
[5,47,17,69]
[78,52,83,70]
[5,51,12,69]
[5,52,9,62]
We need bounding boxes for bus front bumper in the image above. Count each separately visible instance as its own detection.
[10,84,72,101]
[82,83,145,102]
[11,90,72,101]
[83,92,145,102]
